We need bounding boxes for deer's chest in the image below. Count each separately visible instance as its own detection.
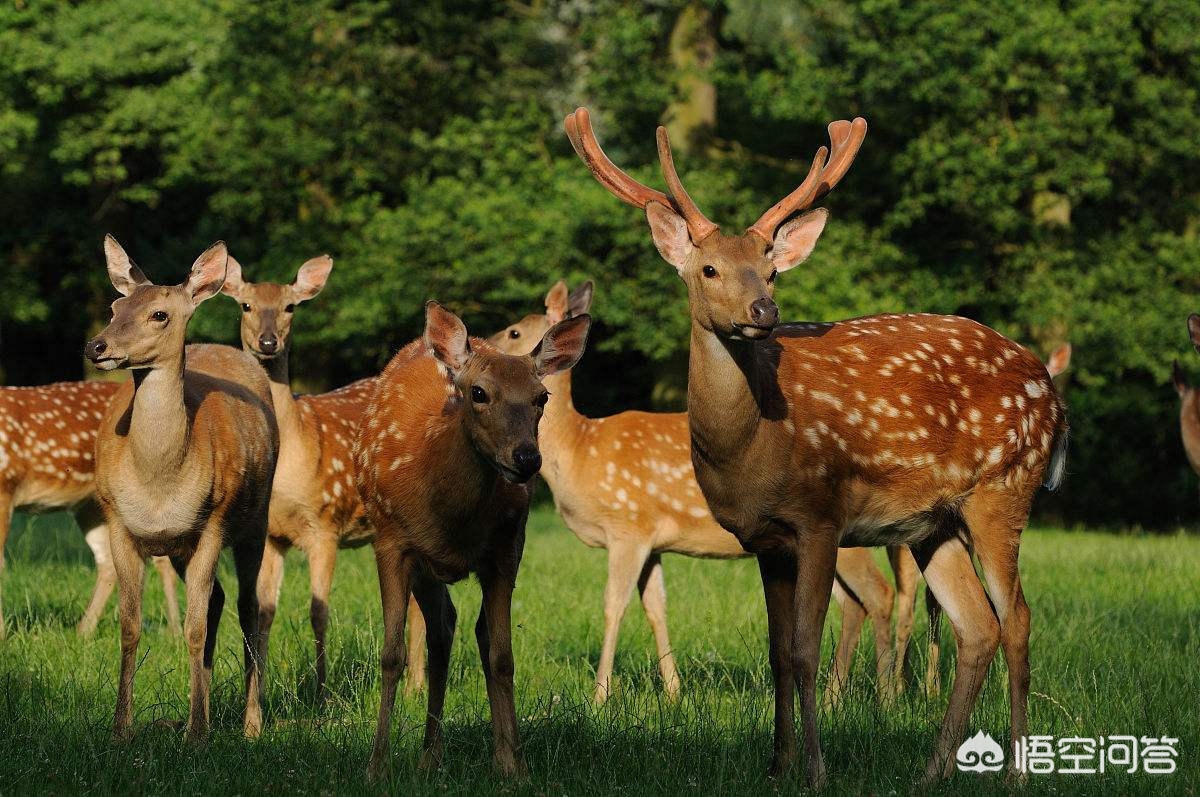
[106,463,209,542]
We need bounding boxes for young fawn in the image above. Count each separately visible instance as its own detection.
[1174,316,1200,476]
[566,107,1068,784]
[85,237,279,742]
[0,381,179,637]
[356,302,590,777]
[220,256,424,699]
[491,280,902,707]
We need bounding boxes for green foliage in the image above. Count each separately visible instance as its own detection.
[2,0,1200,525]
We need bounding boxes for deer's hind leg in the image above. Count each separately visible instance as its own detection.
[637,553,681,701]
[0,491,12,638]
[889,545,920,688]
[78,501,116,636]
[404,595,428,696]
[961,488,1033,779]
[594,537,651,705]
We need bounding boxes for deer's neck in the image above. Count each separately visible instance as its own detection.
[686,322,769,468]
[262,349,302,438]
[129,360,190,474]
[432,410,497,520]
[537,369,587,488]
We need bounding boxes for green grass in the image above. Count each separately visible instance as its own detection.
[0,506,1196,795]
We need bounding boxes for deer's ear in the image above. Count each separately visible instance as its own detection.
[568,280,594,317]
[103,235,150,296]
[532,314,590,377]
[186,242,229,305]
[646,202,694,271]
[770,208,828,273]
[1188,314,1200,354]
[293,255,333,301]
[1046,343,1072,378]
[220,255,246,298]
[425,301,471,372]
[544,280,569,324]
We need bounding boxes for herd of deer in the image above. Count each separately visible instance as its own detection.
[11,104,1188,787]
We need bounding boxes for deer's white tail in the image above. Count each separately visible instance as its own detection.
[1044,422,1069,492]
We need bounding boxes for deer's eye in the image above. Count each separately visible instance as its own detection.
[509,329,521,339]
[285,304,295,313]
[151,310,168,323]
[702,265,718,278]
[470,386,489,404]
[533,393,549,409]
[767,269,778,284]
[241,303,251,312]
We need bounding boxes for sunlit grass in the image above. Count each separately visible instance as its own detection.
[0,506,1195,794]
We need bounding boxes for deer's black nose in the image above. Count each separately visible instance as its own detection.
[258,334,279,355]
[84,338,107,361]
[749,297,779,328]
[511,445,542,480]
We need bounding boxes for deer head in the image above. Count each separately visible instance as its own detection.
[221,254,333,359]
[489,280,594,356]
[85,236,228,370]
[564,107,865,340]
[424,301,591,483]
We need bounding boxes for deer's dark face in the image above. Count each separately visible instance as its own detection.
[220,255,332,361]
[425,302,591,484]
[454,348,551,483]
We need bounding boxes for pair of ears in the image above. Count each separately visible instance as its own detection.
[104,234,334,306]
[425,302,591,380]
[645,203,829,273]
[544,280,594,323]
[104,235,229,305]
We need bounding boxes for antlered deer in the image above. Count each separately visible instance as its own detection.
[0,381,179,637]
[85,237,278,742]
[356,302,590,778]
[220,256,424,699]
[490,280,901,707]
[565,107,1068,784]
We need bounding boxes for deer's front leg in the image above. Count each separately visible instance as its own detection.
[757,549,797,778]
[367,543,414,781]
[181,529,225,744]
[109,520,145,740]
[791,526,838,790]
[305,534,338,702]
[477,561,523,777]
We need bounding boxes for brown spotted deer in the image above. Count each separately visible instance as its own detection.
[220,256,425,700]
[85,236,279,742]
[356,302,590,778]
[1174,316,1200,477]
[0,381,179,637]
[565,107,1068,785]
[490,280,900,708]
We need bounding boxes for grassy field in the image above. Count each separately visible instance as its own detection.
[0,505,1195,795]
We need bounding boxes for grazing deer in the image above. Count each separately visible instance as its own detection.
[85,237,279,742]
[565,107,1068,784]
[490,280,900,708]
[220,256,425,700]
[1174,316,1200,478]
[357,302,590,778]
[0,381,179,637]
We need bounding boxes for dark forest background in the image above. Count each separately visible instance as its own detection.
[2,0,1199,528]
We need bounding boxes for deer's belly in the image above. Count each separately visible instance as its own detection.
[13,476,93,512]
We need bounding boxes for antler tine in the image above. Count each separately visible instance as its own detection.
[746,145,828,244]
[564,107,674,211]
[747,116,868,243]
[655,126,719,243]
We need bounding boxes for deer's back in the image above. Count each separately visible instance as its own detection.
[0,381,121,510]
[292,376,378,543]
[355,340,527,582]
[550,409,745,558]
